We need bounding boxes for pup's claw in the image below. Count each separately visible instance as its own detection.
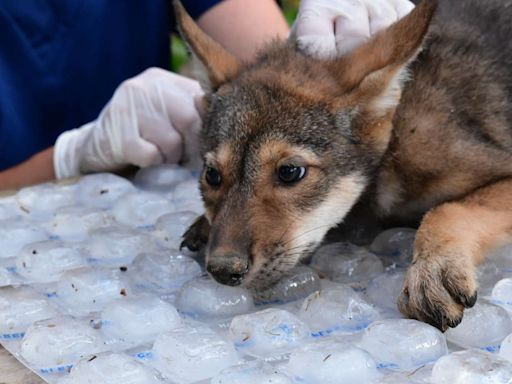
[398,253,477,332]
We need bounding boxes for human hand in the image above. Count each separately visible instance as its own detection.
[54,68,204,179]
[291,0,415,59]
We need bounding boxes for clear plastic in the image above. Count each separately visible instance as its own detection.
[360,319,448,370]
[176,276,254,320]
[298,285,380,336]
[229,308,311,358]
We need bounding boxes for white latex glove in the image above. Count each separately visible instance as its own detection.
[291,0,415,59]
[54,68,204,179]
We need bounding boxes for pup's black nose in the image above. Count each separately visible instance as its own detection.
[206,253,249,286]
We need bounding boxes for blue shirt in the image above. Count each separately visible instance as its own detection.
[0,0,219,170]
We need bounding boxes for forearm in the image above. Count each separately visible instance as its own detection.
[0,147,55,191]
[198,0,289,61]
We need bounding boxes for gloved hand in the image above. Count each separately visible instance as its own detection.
[291,0,415,59]
[54,68,204,179]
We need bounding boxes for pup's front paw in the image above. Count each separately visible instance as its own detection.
[398,250,478,332]
[180,215,210,252]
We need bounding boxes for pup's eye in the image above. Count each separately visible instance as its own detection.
[205,167,222,186]
[278,165,307,184]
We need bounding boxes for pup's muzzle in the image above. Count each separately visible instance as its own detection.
[206,251,250,286]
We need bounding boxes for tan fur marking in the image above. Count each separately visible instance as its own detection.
[287,174,367,259]
[257,141,321,168]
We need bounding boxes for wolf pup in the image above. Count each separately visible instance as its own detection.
[176,0,512,331]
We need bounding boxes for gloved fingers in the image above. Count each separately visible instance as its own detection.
[389,0,415,18]
[150,84,202,165]
[101,102,166,168]
[132,68,203,100]
[95,68,203,168]
[364,0,399,35]
[139,116,184,164]
[333,3,371,56]
[119,69,202,134]
[123,135,164,168]
[291,6,337,59]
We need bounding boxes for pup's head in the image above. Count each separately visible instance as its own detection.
[174,0,436,289]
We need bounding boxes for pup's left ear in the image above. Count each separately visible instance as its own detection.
[329,0,437,149]
[173,0,242,92]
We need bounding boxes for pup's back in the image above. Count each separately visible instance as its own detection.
[380,0,512,222]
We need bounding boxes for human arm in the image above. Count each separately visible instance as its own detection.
[0,148,55,191]
[197,0,290,61]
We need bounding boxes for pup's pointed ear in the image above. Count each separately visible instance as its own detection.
[333,0,437,91]
[329,0,437,150]
[173,0,242,92]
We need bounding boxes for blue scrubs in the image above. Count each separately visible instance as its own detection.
[0,0,219,170]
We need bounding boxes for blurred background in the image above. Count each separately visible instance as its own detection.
[171,0,300,71]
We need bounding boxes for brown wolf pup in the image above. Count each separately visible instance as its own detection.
[176,0,512,331]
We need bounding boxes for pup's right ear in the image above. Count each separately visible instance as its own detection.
[173,0,242,92]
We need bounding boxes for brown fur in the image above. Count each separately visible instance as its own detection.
[175,0,512,330]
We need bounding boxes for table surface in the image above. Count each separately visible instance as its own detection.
[0,346,43,384]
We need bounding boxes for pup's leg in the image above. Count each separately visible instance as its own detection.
[398,178,512,331]
[181,215,210,252]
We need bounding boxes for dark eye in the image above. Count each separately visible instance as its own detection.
[278,165,307,184]
[205,166,222,187]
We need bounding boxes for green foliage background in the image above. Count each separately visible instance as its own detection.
[171,0,299,72]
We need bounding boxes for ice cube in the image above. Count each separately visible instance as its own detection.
[77,173,136,209]
[87,226,152,266]
[176,276,254,320]
[365,270,406,312]
[16,183,76,220]
[152,211,198,249]
[112,192,175,228]
[0,219,48,258]
[370,228,416,266]
[446,300,512,351]
[56,267,133,316]
[0,198,20,221]
[20,316,107,368]
[151,324,239,383]
[131,250,202,294]
[134,164,193,192]
[229,308,311,358]
[48,206,114,241]
[372,371,427,384]
[253,265,321,305]
[492,278,512,313]
[16,240,86,283]
[211,361,293,384]
[59,353,165,384]
[477,261,505,296]
[0,287,59,334]
[499,333,512,363]
[286,339,379,384]
[310,242,384,287]
[171,179,204,214]
[359,319,448,370]
[0,263,20,287]
[101,296,182,345]
[298,285,380,336]
[431,349,512,384]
